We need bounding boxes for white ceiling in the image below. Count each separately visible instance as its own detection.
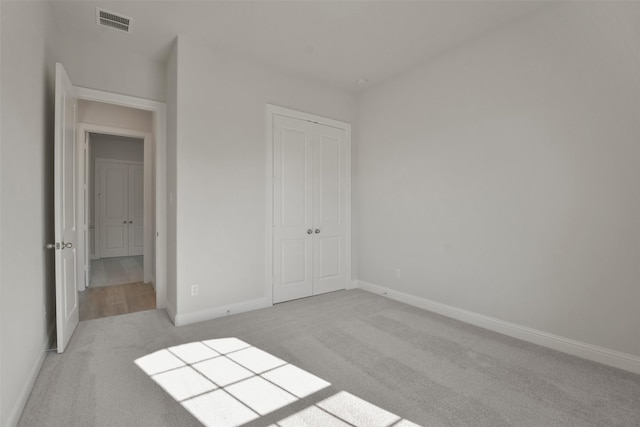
[48,1,546,92]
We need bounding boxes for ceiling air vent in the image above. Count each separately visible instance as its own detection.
[96,8,132,33]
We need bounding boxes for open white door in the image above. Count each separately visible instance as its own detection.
[97,160,129,258]
[53,63,79,353]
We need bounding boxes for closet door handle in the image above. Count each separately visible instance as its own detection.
[307,229,313,234]
[123,221,127,224]
[314,229,320,234]
[129,221,133,224]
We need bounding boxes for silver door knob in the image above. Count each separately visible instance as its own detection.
[307,229,313,234]
[46,243,56,249]
[63,242,73,249]
[314,229,320,234]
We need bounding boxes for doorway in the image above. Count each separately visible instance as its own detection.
[75,110,157,320]
[90,134,145,285]
[53,62,167,351]
[266,105,352,304]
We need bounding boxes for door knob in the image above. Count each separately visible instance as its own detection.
[62,242,73,249]
[123,220,127,224]
[314,229,320,234]
[307,229,313,234]
[46,243,56,250]
[129,221,133,224]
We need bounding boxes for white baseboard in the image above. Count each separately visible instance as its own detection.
[174,297,272,327]
[346,279,358,290]
[5,327,53,427]
[164,299,176,324]
[356,280,640,375]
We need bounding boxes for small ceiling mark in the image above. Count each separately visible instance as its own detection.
[96,8,133,33]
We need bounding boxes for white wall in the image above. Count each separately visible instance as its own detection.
[0,2,55,425]
[52,34,166,102]
[91,134,144,162]
[356,2,640,358]
[173,37,357,321]
[78,100,153,132]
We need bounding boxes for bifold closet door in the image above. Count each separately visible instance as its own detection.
[273,115,314,303]
[311,123,348,296]
[99,161,129,258]
[98,161,144,258]
[128,164,144,256]
[272,114,348,304]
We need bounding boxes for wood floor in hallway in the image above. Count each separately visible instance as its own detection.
[79,282,156,321]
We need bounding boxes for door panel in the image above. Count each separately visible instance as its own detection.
[280,128,309,225]
[319,136,340,224]
[54,63,79,353]
[273,115,313,303]
[105,225,125,248]
[312,124,348,296]
[99,162,128,257]
[129,164,144,256]
[63,256,77,317]
[281,238,310,285]
[318,236,340,279]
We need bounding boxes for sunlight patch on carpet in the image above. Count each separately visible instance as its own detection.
[135,337,421,427]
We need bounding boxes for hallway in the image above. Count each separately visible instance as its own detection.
[90,255,143,287]
[79,282,156,321]
[82,255,154,320]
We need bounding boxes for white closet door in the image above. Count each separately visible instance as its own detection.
[273,115,314,303]
[128,164,144,256]
[312,123,348,295]
[98,161,129,257]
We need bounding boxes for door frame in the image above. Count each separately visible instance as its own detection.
[77,126,150,289]
[75,87,167,309]
[265,104,352,304]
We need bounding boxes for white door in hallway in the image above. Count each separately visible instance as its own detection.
[97,159,144,258]
[53,63,79,353]
[272,112,350,303]
[128,164,144,256]
[98,160,128,257]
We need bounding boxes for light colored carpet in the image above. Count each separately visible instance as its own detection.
[19,290,640,426]
[90,255,143,287]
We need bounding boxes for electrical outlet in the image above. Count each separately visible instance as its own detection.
[190,284,199,296]
[394,268,401,279]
